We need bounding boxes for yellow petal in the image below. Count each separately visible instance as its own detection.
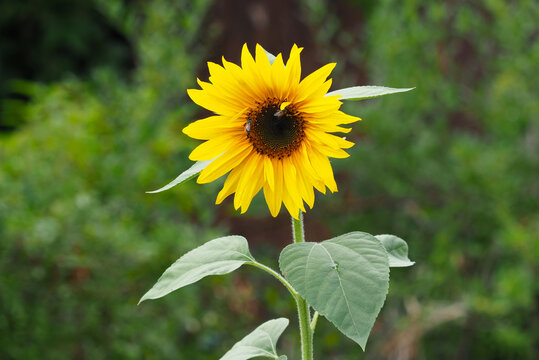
[216,165,243,204]
[306,129,355,149]
[282,190,302,220]
[295,63,336,102]
[255,44,273,86]
[240,168,265,213]
[334,111,361,124]
[292,153,315,208]
[283,44,303,95]
[263,159,284,217]
[183,115,243,140]
[319,146,351,159]
[297,143,320,182]
[296,143,325,194]
[221,55,265,103]
[189,134,238,161]
[264,156,275,190]
[299,97,341,114]
[282,158,306,213]
[241,43,256,70]
[197,141,252,183]
[208,61,255,102]
[307,147,338,193]
[194,80,250,113]
[207,61,225,78]
[234,152,263,211]
[240,44,269,97]
[187,89,239,116]
[263,183,280,217]
[296,79,333,105]
[307,122,352,134]
[270,53,286,99]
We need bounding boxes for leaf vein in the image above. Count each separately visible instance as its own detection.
[317,244,362,339]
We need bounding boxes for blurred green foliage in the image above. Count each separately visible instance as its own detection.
[0,0,134,130]
[0,1,261,358]
[309,0,538,358]
[0,0,537,359]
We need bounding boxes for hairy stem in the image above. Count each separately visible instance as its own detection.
[246,261,298,297]
[310,311,319,332]
[292,213,313,360]
[292,212,305,244]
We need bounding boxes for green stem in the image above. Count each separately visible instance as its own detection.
[310,311,319,332]
[246,261,298,297]
[292,212,305,244]
[292,213,313,360]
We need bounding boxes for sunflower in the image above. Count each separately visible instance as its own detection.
[183,44,360,219]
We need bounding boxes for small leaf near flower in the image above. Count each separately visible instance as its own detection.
[146,158,217,193]
[326,85,414,100]
[261,46,276,65]
[376,234,415,267]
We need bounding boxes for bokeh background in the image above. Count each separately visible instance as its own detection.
[1,0,537,359]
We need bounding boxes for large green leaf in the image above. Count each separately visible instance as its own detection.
[325,85,414,100]
[139,236,254,303]
[376,234,415,267]
[220,318,289,360]
[146,158,216,193]
[279,232,389,349]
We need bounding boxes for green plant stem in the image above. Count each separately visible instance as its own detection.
[310,311,319,332]
[292,212,305,244]
[246,261,298,297]
[292,213,313,360]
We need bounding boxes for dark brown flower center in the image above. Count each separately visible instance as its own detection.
[245,97,305,159]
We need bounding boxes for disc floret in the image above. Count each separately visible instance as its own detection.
[246,97,305,160]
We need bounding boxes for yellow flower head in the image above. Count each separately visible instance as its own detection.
[183,44,360,219]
